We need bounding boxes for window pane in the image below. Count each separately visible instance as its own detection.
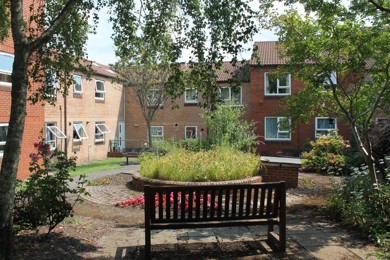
[96,124,110,133]
[231,87,241,104]
[73,75,82,92]
[265,118,278,139]
[96,81,104,91]
[185,89,197,102]
[185,126,197,139]
[279,74,289,86]
[73,124,88,140]
[0,125,8,142]
[0,124,8,155]
[220,88,230,100]
[0,53,14,72]
[266,74,277,94]
[0,73,11,83]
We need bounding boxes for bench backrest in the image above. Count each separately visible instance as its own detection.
[144,182,286,224]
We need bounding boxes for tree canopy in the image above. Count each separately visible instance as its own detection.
[0,1,259,258]
[109,0,258,111]
[260,0,390,183]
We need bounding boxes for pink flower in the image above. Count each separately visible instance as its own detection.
[29,153,40,162]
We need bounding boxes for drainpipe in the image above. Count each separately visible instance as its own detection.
[64,74,68,158]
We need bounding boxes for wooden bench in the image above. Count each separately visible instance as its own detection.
[144,182,286,258]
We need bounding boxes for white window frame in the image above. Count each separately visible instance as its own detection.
[264,117,291,141]
[264,73,291,96]
[73,74,83,94]
[185,126,198,139]
[0,123,8,157]
[95,123,110,143]
[315,117,337,138]
[0,52,13,88]
[220,86,242,106]
[95,80,105,100]
[184,89,198,104]
[45,123,66,150]
[73,123,88,142]
[150,126,164,142]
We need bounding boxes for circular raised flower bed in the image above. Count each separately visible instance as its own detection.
[132,172,263,191]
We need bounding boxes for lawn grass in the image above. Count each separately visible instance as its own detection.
[70,157,139,177]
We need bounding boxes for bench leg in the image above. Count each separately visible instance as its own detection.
[145,228,151,259]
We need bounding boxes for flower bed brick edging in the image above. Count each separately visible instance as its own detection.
[132,173,263,191]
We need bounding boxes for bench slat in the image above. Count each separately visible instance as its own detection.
[144,182,287,258]
[224,189,230,217]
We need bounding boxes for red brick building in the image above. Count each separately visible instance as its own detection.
[45,62,125,165]
[124,62,251,147]
[0,0,45,180]
[250,41,350,156]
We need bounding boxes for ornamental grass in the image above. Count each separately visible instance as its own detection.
[139,147,261,182]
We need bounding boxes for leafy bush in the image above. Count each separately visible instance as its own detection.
[301,133,346,174]
[139,147,261,182]
[204,105,257,152]
[13,141,88,235]
[322,167,390,257]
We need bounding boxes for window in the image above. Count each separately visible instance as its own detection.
[95,80,105,99]
[375,117,390,125]
[185,126,197,139]
[147,89,163,107]
[0,53,13,87]
[318,71,337,91]
[0,123,8,157]
[45,123,66,150]
[95,122,110,143]
[73,123,88,141]
[315,117,337,137]
[264,73,291,95]
[150,126,164,142]
[73,75,82,94]
[220,86,242,106]
[185,89,198,104]
[265,117,291,140]
[45,70,57,98]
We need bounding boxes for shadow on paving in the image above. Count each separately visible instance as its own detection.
[14,232,99,260]
[114,240,313,260]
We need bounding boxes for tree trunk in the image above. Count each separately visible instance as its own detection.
[0,48,30,260]
[0,1,30,258]
[147,121,153,148]
[350,124,378,184]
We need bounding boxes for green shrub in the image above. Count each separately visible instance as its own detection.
[13,141,88,235]
[204,105,257,152]
[322,167,390,256]
[301,133,346,174]
[139,147,261,182]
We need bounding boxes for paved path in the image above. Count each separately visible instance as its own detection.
[75,166,378,259]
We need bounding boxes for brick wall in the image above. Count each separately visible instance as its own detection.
[259,163,299,188]
[45,71,125,165]
[250,66,350,156]
[0,0,45,179]
[125,82,251,146]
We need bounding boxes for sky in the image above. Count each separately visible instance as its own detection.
[86,6,279,66]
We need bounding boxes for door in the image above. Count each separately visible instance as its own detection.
[117,121,125,152]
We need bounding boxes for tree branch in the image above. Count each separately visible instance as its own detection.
[30,0,82,51]
[368,0,390,13]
